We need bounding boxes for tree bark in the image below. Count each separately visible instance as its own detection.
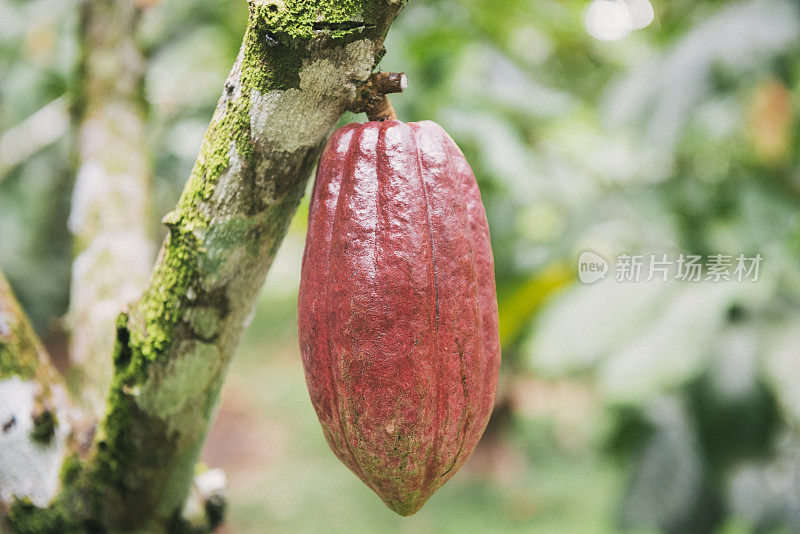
[4,0,407,531]
[0,271,80,525]
[67,0,155,415]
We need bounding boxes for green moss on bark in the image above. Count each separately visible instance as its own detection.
[4,0,406,531]
[133,68,253,371]
[124,0,398,373]
[251,0,374,41]
[7,499,77,534]
[0,287,45,381]
[0,340,38,381]
[30,410,57,444]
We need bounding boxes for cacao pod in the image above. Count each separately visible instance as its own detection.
[298,119,500,515]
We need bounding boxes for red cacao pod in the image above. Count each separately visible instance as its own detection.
[298,119,500,515]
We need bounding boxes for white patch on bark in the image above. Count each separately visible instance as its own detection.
[181,468,226,525]
[193,468,226,498]
[0,377,69,508]
[249,39,375,153]
[69,234,154,359]
[68,161,148,237]
[0,312,9,337]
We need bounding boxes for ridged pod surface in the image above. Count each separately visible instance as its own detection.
[298,120,500,515]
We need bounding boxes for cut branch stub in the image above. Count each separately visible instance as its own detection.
[371,72,407,93]
[350,72,407,121]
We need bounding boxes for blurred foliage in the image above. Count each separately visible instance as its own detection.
[3,0,800,531]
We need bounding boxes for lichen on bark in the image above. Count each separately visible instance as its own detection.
[67,0,155,415]
[0,272,54,384]
[5,0,407,531]
[0,272,77,524]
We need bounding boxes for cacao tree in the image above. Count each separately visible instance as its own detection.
[0,0,409,531]
[6,0,800,532]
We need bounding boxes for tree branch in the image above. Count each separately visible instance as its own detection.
[6,0,407,531]
[349,71,407,121]
[0,271,81,520]
[0,97,70,181]
[66,0,155,415]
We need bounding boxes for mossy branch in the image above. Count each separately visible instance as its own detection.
[0,273,48,383]
[5,0,407,531]
[0,271,83,521]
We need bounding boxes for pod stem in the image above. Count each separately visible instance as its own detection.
[368,96,398,121]
[351,72,407,121]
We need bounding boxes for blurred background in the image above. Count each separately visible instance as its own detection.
[3,0,800,532]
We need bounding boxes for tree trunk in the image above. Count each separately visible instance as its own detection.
[2,0,407,532]
[67,0,155,416]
